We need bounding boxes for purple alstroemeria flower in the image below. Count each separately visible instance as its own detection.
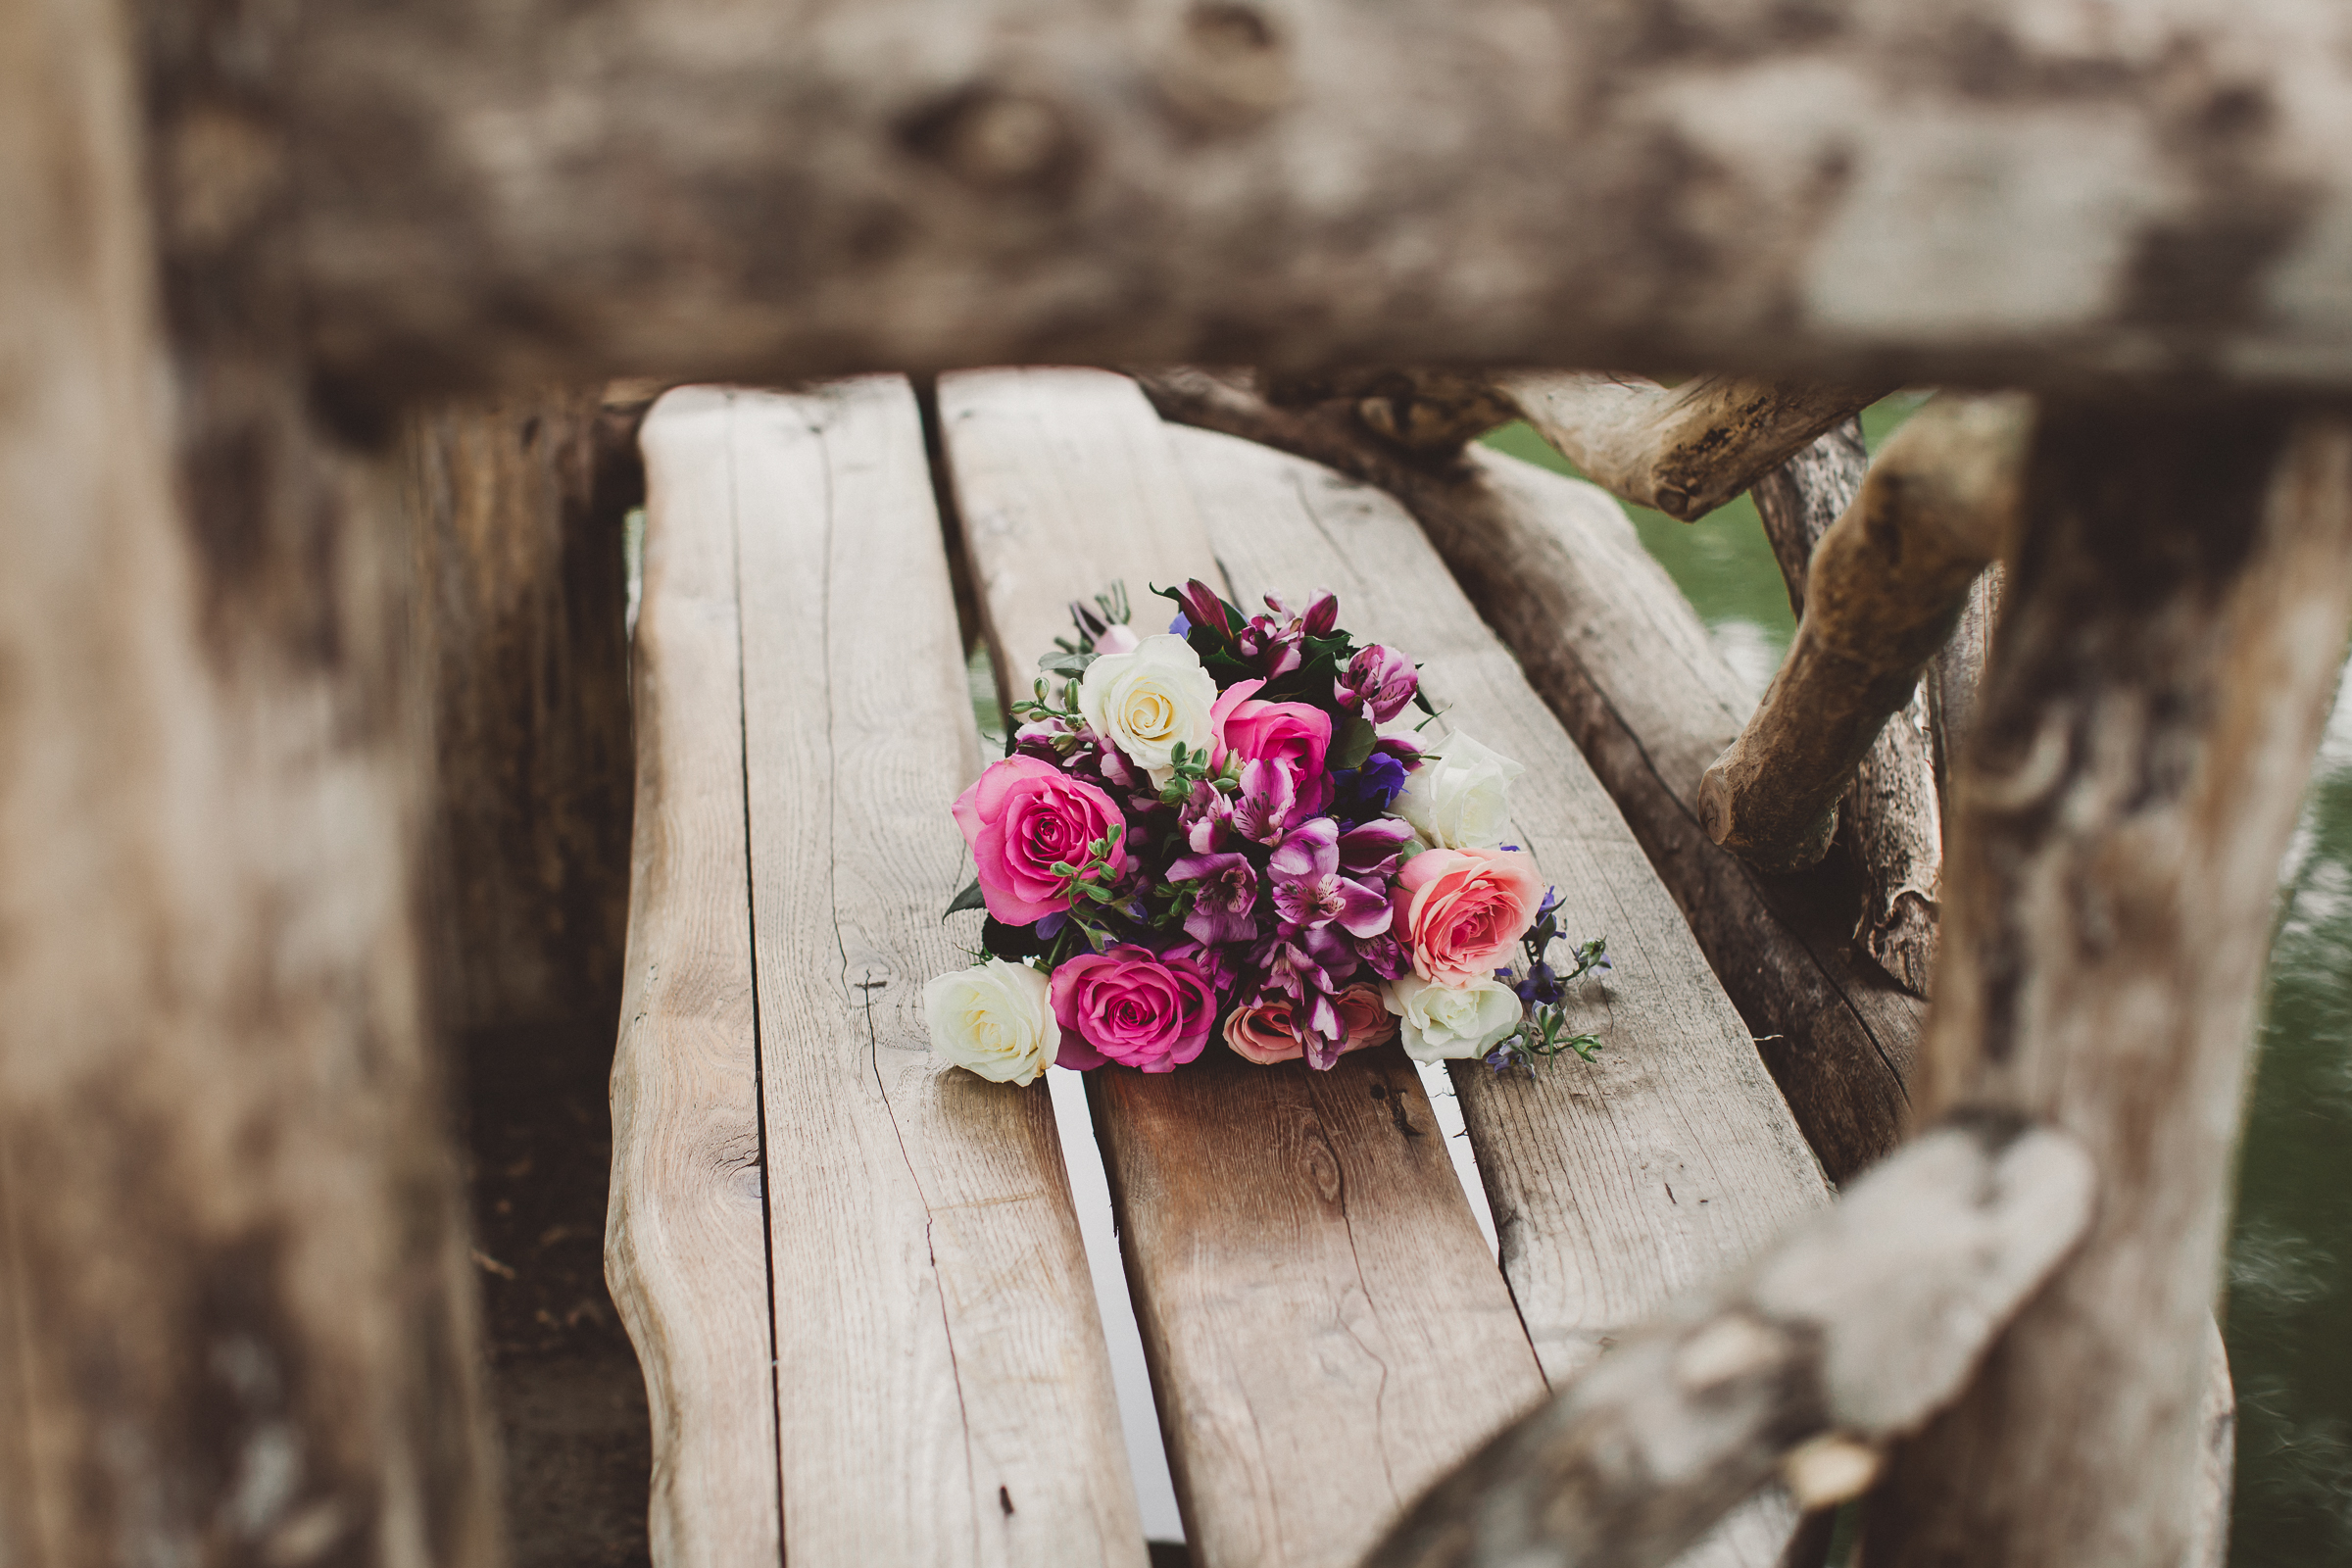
[1353,930,1409,981]
[1253,926,1354,1068]
[1230,759,1297,846]
[1336,643,1420,724]
[1269,818,1394,940]
[1172,579,1234,645]
[1336,817,1415,879]
[1233,589,1338,679]
[1178,778,1236,853]
[1164,850,1260,947]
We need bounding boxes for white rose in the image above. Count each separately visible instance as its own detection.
[923,959,1057,1085]
[1394,730,1525,849]
[1384,972,1524,1063]
[1077,633,1218,785]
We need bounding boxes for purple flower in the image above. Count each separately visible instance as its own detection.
[1336,644,1419,724]
[1258,929,1353,1069]
[1178,779,1236,853]
[1164,850,1260,946]
[1337,817,1415,879]
[1234,589,1339,679]
[1268,818,1394,940]
[1172,580,1235,644]
[1230,759,1297,846]
[1353,931,1409,981]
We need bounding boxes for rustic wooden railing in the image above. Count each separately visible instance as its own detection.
[10,0,2352,1563]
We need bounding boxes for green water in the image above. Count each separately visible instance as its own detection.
[1485,405,2351,1565]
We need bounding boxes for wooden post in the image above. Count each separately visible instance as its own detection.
[0,1,503,1559]
[1864,407,2352,1567]
[404,386,641,1039]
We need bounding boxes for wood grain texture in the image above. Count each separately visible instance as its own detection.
[609,388,782,1568]
[1160,406,1815,1568]
[1166,424,1832,1389]
[286,0,2352,398]
[1752,420,1940,998]
[0,1,503,1557]
[940,368,1551,1568]
[730,379,1143,1566]
[408,386,639,1038]
[1135,369,1918,1187]
[1365,1117,2095,1568]
[1696,396,2029,873]
[1866,411,2352,1568]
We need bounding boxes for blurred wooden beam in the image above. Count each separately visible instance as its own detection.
[282,0,2352,399]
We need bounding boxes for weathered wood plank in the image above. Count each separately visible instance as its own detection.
[1167,422,1832,1372]
[940,368,1550,1568]
[730,379,1143,1565]
[293,0,2352,398]
[610,387,781,1568]
[0,0,502,1556]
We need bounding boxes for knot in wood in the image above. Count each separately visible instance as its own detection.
[899,86,1082,194]
[1156,1,1294,131]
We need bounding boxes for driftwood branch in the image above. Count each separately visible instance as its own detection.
[274,0,2352,398]
[1697,395,2034,870]
[1865,409,2352,1567]
[1139,368,1923,1182]
[1752,420,1940,996]
[1361,1116,2095,1568]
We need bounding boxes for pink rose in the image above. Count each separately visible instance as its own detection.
[1210,679,1333,822]
[1393,846,1544,988]
[952,757,1125,925]
[1051,945,1218,1073]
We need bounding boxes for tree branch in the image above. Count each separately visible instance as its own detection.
[1696,396,2033,870]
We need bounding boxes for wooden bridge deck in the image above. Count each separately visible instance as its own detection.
[607,370,1833,1568]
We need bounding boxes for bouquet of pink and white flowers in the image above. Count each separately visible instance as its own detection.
[922,581,1607,1086]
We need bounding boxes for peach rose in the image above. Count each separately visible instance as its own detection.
[1223,982,1396,1065]
[1392,846,1544,988]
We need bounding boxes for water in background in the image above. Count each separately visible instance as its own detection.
[1485,404,2352,1566]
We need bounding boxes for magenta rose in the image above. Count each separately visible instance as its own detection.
[1050,945,1218,1073]
[1209,678,1334,822]
[951,756,1125,924]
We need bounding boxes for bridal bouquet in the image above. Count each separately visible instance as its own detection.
[922,581,1607,1086]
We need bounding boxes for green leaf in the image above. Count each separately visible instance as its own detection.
[943,878,988,918]
[1332,713,1380,771]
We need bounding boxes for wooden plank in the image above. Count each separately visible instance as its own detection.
[1163,419,1834,1568]
[940,368,1551,1568]
[1170,421,1831,1372]
[609,386,781,1568]
[729,379,1144,1565]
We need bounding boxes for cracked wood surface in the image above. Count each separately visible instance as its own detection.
[287,0,2352,398]
[619,382,1141,1567]
[609,391,779,1567]
[942,367,1551,1568]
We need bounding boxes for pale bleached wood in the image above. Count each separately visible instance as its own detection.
[941,367,1551,1568]
[0,0,502,1555]
[290,1,2352,397]
[1495,374,1887,523]
[1136,368,1919,1188]
[1865,411,2352,1568]
[608,387,782,1568]
[1364,1117,2096,1568]
[729,379,1143,1565]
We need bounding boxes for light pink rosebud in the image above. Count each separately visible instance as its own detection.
[1093,624,1140,657]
